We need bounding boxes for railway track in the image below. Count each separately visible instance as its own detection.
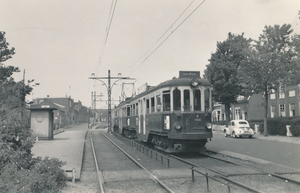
[201,151,300,185]
[110,131,300,193]
[89,130,175,193]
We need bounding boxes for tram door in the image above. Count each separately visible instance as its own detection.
[142,98,146,135]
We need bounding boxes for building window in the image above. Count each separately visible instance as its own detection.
[235,108,241,120]
[217,111,220,121]
[279,90,285,99]
[270,93,276,99]
[290,103,295,117]
[270,105,275,118]
[289,90,295,97]
[279,104,285,117]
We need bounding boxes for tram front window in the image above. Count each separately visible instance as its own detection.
[194,89,201,111]
[205,88,210,111]
[184,90,190,112]
[173,89,181,111]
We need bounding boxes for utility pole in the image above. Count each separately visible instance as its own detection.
[89,70,135,133]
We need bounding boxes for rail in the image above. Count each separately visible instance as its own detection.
[191,167,232,193]
[170,154,264,193]
[114,133,170,167]
[90,131,105,193]
[103,133,175,193]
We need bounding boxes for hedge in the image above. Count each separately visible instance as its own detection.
[290,117,300,136]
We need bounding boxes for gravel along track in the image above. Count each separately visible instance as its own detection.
[175,152,300,193]
[61,131,100,193]
[92,130,252,193]
[91,130,172,193]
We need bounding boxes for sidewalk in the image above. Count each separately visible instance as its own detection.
[31,124,88,180]
[213,129,300,145]
[254,133,300,145]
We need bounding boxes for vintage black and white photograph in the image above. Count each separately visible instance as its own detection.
[1,0,300,192]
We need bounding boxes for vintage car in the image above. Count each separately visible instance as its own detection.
[224,120,254,138]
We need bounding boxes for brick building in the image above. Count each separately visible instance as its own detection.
[269,85,300,118]
[213,84,300,122]
[212,94,265,122]
[33,97,91,128]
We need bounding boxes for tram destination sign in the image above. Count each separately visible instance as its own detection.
[179,71,200,78]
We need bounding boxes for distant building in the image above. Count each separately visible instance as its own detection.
[93,109,108,122]
[32,97,91,128]
[269,84,300,118]
[212,94,265,121]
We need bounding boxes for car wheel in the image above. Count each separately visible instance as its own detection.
[224,133,228,137]
[232,131,236,138]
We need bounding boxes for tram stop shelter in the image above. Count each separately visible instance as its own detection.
[28,104,57,140]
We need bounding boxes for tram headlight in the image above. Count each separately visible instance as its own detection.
[206,123,212,130]
[174,122,182,130]
[190,78,199,87]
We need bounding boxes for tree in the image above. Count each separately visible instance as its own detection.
[240,24,298,136]
[204,33,252,126]
[0,31,67,192]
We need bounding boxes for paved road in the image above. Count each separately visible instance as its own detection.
[206,131,300,170]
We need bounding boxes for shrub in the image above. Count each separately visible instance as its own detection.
[267,118,289,136]
[290,117,300,136]
[248,120,263,131]
[0,157,67,193]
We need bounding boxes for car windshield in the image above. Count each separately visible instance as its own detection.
[239,121,248,125]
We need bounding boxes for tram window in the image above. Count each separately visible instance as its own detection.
[184,90,190,112]
[151,97,155,113]
[205,88,210,111]
[127,106,130,116]
[146,99,150,114]
[173,89,181,111]
[163,91,170,111]
[133,104,135,115]
[156,94,161,112]
[136,103,138,115]
[194,89,201,111]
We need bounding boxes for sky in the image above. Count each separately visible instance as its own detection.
[1,0,300,108]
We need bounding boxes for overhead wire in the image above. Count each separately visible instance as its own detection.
[94,0,118,75]
[121,0,197,75]
[123,0,206,76]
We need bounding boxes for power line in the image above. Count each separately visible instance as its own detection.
[124,0,206,76]
[94,0,118,75]
[121,0,197,75]
[104,0,118,45]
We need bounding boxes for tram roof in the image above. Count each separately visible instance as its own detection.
[115,77,211,108]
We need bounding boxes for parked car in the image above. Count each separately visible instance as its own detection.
[224,120,254,138]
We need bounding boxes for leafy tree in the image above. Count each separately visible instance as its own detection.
[240,24,298,136]
[204,33,252,126]
[0,31,67,192]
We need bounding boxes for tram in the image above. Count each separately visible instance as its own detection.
[112,71,213,153]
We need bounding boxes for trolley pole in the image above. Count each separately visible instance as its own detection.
[89,70,134,134]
